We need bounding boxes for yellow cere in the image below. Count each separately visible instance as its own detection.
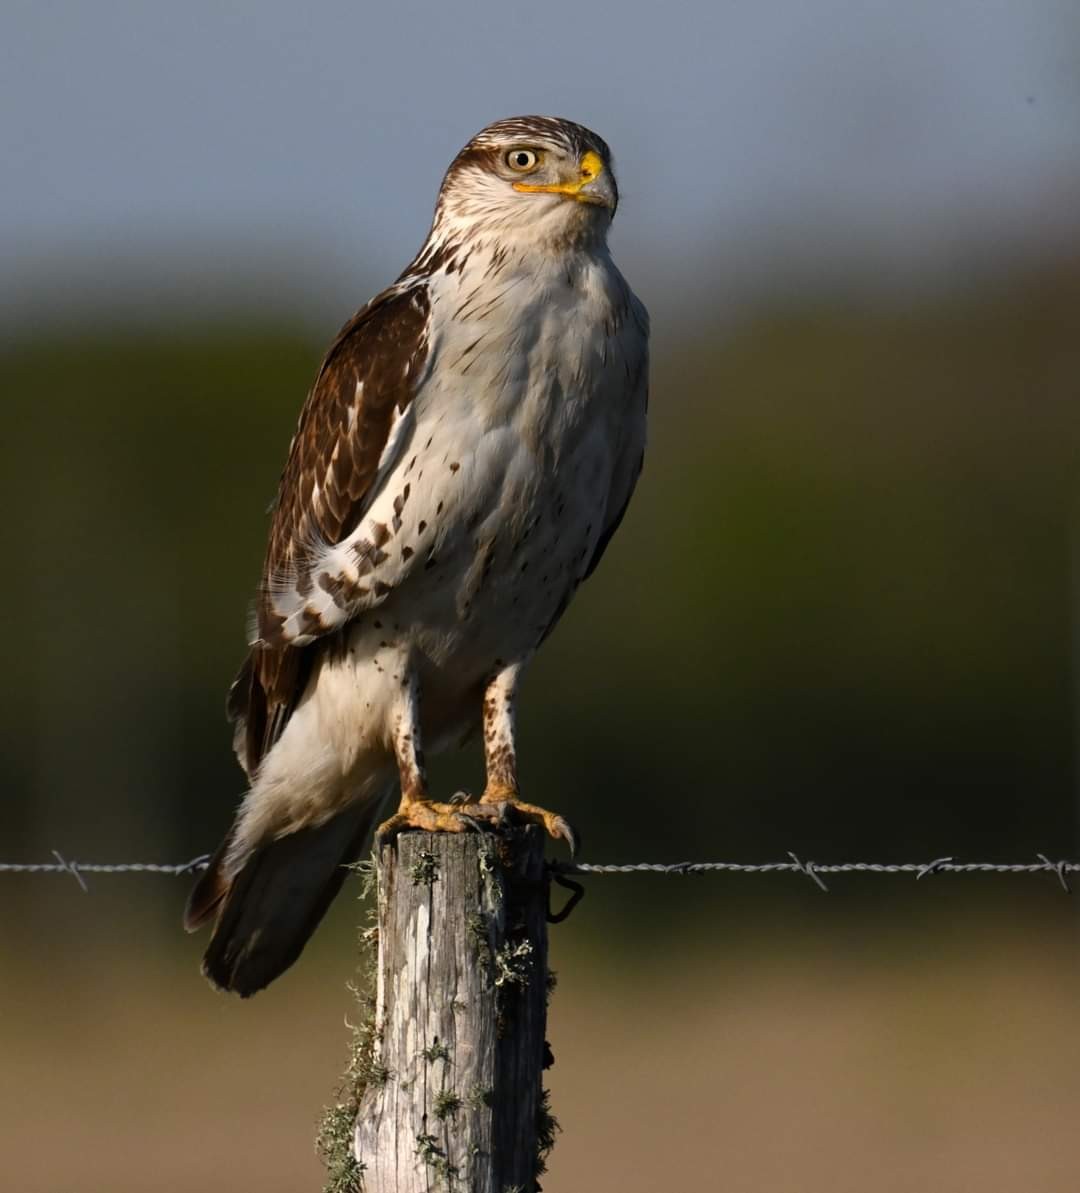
[578,151,603,181]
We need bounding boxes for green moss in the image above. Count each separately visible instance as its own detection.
[416,1132,458,1185]
[535,1087,561,1178]
[493,938,533,989]
[317,854,382,1193]
[421,1036,451,1063]
[466,912,493,974]
[347,856,378,896]
[466,1084,494,1111]
[315,1106,365,1193]
[476,841,502,906]
[434,1089,462,1121]
[409,849,439,886]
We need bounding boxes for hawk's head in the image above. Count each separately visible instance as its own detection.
[433,116,618,248]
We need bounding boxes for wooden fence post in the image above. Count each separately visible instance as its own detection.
[351,826,555,1192]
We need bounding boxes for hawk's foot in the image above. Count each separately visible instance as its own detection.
[475,785,579,856]
[375,799,480,845]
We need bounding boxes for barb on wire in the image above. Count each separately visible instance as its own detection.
[50,850,88,892]
[916,856,954,880]
[1036,853,1072,893]
[0,854,211,888]
[1,852,1078,891]
[787,851,829,892]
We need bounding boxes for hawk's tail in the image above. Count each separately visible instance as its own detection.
[183,798,382,997]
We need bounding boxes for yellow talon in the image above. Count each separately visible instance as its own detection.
[477,789,578,856]
[375,799,479,844]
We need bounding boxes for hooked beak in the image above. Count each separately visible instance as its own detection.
[513,150,615,209]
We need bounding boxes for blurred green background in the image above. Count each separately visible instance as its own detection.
[3,264,1077,873]
[3,2,1080,1190]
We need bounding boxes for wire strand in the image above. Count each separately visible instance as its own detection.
[1,851,1076,892]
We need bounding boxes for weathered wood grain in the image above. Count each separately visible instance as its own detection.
[353,828,551,1192]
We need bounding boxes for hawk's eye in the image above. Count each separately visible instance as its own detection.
[505,148,540,172]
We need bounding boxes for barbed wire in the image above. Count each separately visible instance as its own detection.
[1,850,1077,893]
[558,854,1079,892]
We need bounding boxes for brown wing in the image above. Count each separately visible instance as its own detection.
[229,282,431,777]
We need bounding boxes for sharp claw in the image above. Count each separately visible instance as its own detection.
[554,818,579,858]
[449,790,473,806]
[374,818,401,848]
[455,811,482,833]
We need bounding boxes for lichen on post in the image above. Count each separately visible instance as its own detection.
[331,826,555,1192]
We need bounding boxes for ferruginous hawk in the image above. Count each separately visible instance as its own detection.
[185,116,649,995]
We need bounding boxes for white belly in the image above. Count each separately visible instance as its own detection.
[353,392,617,732]
[337,250,637,718]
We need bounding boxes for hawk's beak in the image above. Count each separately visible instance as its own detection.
[513,150,614,208]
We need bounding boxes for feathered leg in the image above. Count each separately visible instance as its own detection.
[375,663,476,839]
[477,661,577,853]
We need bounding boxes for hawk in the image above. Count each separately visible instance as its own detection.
[185,116,649,995]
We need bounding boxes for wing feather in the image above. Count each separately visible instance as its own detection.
[583,296,649,581]
[230,282,431,776]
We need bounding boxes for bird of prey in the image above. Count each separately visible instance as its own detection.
[185,115,649,995]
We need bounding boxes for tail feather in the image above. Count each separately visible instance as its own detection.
[183,835,235,932]
[187,798,383,997]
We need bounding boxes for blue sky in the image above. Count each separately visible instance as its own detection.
[4,0,1079,327]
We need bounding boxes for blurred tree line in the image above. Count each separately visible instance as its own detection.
[2,254,1078,932]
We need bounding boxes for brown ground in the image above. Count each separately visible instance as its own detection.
[3,902,1079,1192]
